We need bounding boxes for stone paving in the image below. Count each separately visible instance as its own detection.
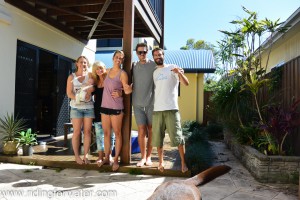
[0,141,298,200]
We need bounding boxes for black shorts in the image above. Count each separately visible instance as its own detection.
[100,107,124,115]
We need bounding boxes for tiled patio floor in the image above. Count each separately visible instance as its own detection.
[0,132,190,178]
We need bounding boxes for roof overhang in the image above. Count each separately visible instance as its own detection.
[4,0,164,44]
[261,7,300,50]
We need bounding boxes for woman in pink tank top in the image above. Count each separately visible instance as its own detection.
[98,50,132,171]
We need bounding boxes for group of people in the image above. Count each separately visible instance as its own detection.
[66,43,189,173]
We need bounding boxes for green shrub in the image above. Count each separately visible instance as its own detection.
[182,120,202,133]
[185,142,214,176]
[185,122,217,175]
[204,123,223,140]
[186,128,207,144]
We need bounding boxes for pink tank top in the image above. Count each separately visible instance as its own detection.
[101,69,124,109]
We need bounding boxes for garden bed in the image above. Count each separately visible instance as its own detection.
[224,130,300,184]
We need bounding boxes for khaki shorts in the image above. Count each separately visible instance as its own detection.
[152,110,185,147]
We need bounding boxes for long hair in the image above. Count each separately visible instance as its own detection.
[91,61,107,84]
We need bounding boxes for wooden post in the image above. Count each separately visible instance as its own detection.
[160,0,165,48]
[120,0,134,164]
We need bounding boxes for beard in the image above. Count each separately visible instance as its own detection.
[155,58,164,65]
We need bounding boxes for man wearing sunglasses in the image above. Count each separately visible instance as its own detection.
[132,43,157,167]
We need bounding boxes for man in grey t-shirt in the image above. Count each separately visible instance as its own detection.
[132,43,156,167]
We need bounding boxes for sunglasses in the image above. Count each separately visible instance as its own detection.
[137,51,147,55]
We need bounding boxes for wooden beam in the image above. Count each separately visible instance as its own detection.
[87,0,111,40]
[134,1,160,43]
[57,14,96,22]
[160,0,165,48]
[121,0,134,165]
[56,0,121,7]
[24,0,98,21]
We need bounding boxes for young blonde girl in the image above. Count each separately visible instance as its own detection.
[91,61,118,166]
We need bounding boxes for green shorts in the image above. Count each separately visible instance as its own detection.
[152,110,185,147]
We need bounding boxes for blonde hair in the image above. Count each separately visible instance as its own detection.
[91,61,107,83]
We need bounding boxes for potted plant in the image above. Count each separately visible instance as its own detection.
[0,113,27,155]
[17,128,37,156]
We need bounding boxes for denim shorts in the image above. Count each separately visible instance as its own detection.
[70,107,95,119]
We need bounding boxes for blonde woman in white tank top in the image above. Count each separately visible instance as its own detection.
[66,56,95,165]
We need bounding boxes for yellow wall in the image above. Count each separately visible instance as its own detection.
[261,26,300,72]
[131,73,204,130]
[197,73,204,123]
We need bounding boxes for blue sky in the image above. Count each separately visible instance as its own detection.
[164,0,300,50]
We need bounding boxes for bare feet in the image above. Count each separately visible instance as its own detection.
[158,163,165,172]
[136,159,146,167]
[112,162,119,171]
[75,157,84,165]
[181,164,188,173]
[145,157,153,166]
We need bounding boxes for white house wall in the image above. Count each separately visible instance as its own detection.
[0,1,96,117]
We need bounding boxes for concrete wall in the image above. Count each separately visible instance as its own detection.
[0,1,96,117]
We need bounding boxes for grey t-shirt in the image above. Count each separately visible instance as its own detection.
[132,59,157,107]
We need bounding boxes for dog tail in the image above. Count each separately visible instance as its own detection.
[184,165,231,186]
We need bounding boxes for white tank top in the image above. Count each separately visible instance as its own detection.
[69,73,94,109]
